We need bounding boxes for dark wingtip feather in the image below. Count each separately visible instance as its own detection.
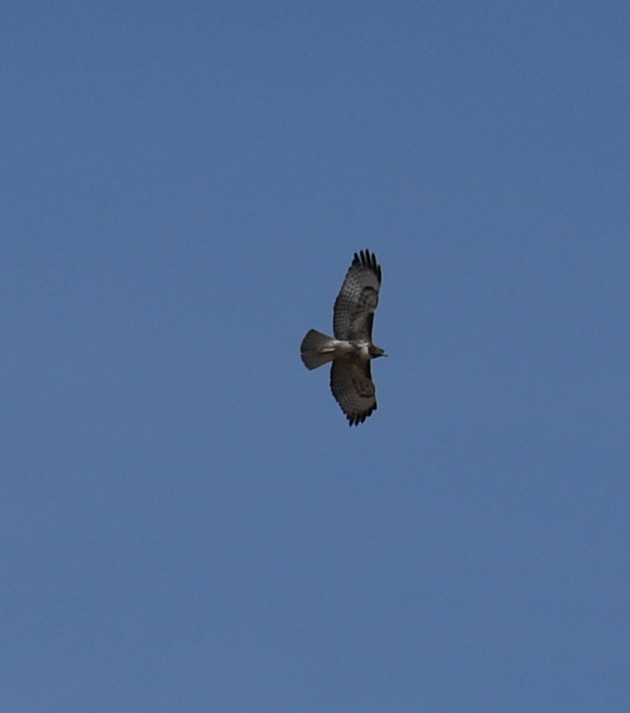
[353,249,382,283]
[345,403,377,426]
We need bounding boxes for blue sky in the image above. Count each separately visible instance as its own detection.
[3,2,629,711]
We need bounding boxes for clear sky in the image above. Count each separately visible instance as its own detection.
[3,2,629,711]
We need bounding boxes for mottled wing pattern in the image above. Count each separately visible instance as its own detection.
[333,250,382,340]
[330,359,377,426]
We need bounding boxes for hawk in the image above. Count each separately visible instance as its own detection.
[300,250,386,426]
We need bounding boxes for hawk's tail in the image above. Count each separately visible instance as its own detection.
[300,329,336,370]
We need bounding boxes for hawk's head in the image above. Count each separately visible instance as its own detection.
[369,344,387,359]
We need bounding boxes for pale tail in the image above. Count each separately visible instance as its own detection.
[300,329,336,370]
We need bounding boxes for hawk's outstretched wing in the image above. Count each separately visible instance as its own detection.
[333,250,382,340]
[330,359,377,426]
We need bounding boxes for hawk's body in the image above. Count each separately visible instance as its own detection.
[300,250,386,426]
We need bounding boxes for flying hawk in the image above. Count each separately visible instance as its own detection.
[300,250,386,426]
